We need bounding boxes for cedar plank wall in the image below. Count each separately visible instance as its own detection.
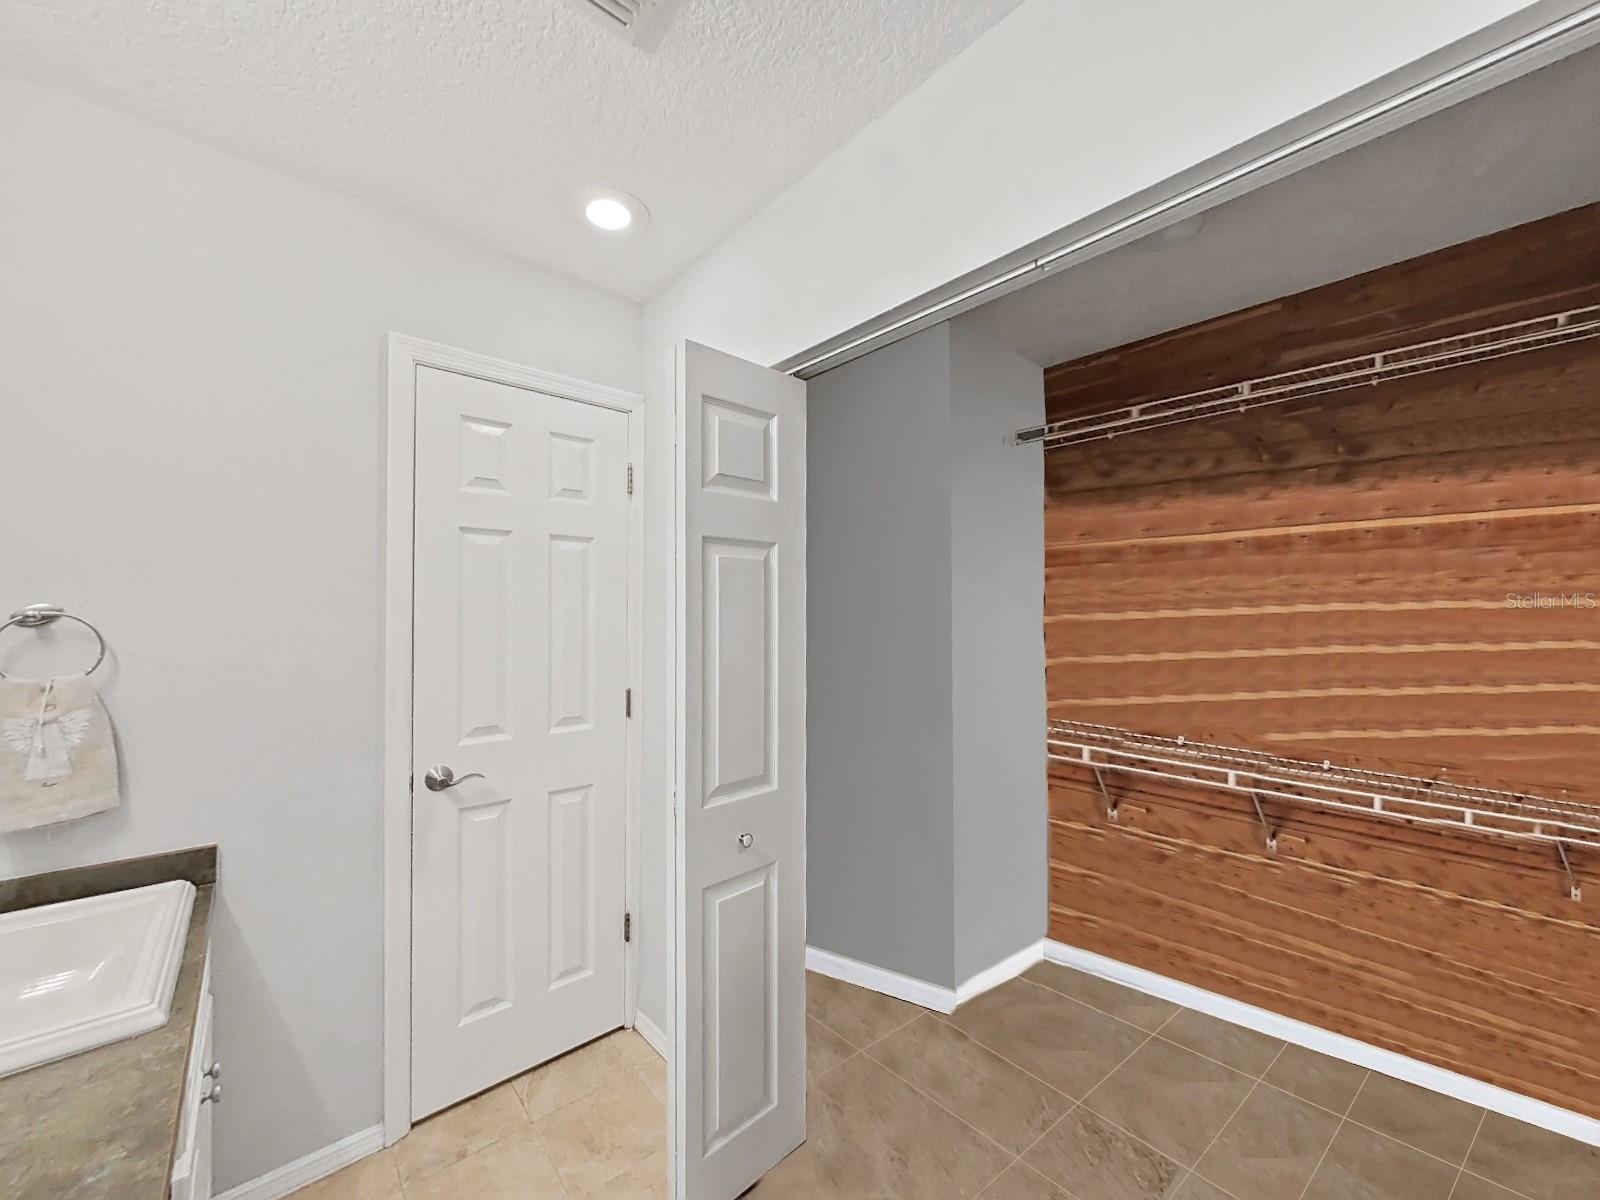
[1043,203,1600,1118]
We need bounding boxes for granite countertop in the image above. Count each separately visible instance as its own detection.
[0,848,217,1200]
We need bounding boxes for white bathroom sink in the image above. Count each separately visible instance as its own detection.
[0,879,196,1078]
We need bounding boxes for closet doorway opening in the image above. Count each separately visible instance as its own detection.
[380,335,646,1138]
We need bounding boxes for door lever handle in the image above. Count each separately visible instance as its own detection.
[424,765,485,792]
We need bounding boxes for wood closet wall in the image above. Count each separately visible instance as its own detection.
[1043,203,1600,1118]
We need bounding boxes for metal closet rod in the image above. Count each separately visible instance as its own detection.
[1047,719,1597,900]
[1013,304,1600,451]
[782,3,1600,380]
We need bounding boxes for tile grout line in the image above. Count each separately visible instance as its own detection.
[1010,976,1166,1043]
[807,1047,859,1085]
[933,1014,1092,1104]
[883,975,1243,1196]
[949,973,1287,1122]
[1337,1109,1493,1173]
[1031,969,1550,1181]
[1020,975,1292,1085]
[1067,1006,1289,1184]
[508,1050,584,1200]
[1454,1168,1538,1200]
[866,1046,1041,1166]
[970,1151,1023,1200]
[1081,1001,1182,1098]
[1005,1006,1191,1199]
[1012,987,1188,1103]
[861,1052,1036,1200]
[828,979,1525,1200]
[396,1040,656,1200]
[522,1086,635,1200]
[998,1104,1082,1200]
[909,1005,1187,1200]
[804,1002,925,1085]
[1446,1110,1488,1200]
[1299,1079,1497,1177]
[1060,1014,1486,1178]
[1294,1067,1371,1200]
[817,975,1564,1200]
[1450,1114,1539,1200]
[803,1004,948,1096]
[812,1000,924,1056]
[1181,1043,1288,1198]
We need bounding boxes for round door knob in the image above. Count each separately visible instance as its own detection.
[737,833,754,849]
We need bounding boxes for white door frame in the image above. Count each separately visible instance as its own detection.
[381,333,646,1144]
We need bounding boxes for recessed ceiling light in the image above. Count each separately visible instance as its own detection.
[580,188,648,234]
[586,197,632,231]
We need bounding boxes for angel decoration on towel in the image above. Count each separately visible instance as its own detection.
[3,686,94,781]
[0,627,121,832]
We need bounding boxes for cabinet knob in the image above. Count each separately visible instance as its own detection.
[204,1061,222,1080]
[201,1082,223,1104]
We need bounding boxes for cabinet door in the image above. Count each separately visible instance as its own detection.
[172,990,215,1200]
[194,991,215,1200]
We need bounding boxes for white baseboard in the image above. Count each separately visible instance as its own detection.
[807,946,960,1012]
[215,1124,384,1200]
[632,1008,670,1062]
[806,941,1045,1016]
[1043,939,1600,1150]
[955,940,1045,1007]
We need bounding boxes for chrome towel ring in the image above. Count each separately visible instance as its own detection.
[0,604,108,678]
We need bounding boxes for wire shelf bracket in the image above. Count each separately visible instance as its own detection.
[1048,720,1597,900]
[1557,841,1583,902]
[1249,791,1280,856]
[1092,764,1120,821]
[1014,305,1600,452]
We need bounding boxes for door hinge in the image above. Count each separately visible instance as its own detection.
[625,687,632,718]
[624,912,632,943]
[627,463,634,496]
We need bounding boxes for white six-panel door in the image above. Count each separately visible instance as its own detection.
[675,342,807,1199]
[412,366,629,1119]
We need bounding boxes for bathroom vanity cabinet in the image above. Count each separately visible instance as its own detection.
[0,847,217,1200]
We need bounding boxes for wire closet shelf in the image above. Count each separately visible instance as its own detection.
[1013,304,1600,451]
[1048,720,1600,898]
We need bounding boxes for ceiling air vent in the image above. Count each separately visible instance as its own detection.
[569,0,684,46]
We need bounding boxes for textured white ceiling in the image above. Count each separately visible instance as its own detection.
[963,45,1600,368]
[0,0,1026,300]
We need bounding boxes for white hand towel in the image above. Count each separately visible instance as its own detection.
[0,675,120,832]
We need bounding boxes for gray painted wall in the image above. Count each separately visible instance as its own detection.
[949,319,1047,983]
[807,319,1045,990]
[807,325,957,985]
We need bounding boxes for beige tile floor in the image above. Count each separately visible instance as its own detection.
[289,965,1600,1199]
[289,1028,667,1199]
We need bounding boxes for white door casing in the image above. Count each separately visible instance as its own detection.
[411,365,630,1119]
[674,342,807,1198]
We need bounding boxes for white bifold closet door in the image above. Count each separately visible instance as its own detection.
[675,341,807,1199]
[411,366,629,1120]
